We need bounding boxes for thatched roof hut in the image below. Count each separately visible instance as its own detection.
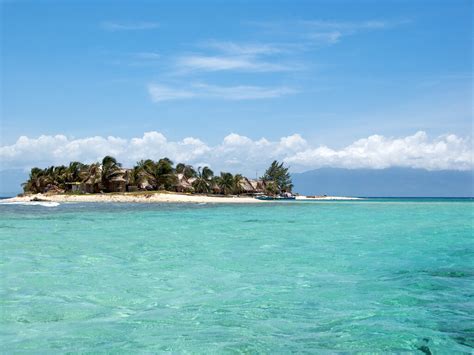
[175,173,195,192]
[136,177,153,190]
[83,177,100,193]
[239,177,256,194]
[248,179,266,193]
[65,182,82,192]
[109,175,127,192]
[44,184,65,194]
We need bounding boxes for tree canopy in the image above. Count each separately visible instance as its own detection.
[22,157,294,196]
[262,160,293,193]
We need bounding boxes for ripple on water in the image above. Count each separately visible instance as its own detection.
[1,200,473,352]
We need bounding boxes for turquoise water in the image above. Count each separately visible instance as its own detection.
[1,200,473,353]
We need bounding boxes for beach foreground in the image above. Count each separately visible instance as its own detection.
[3,193,360,204]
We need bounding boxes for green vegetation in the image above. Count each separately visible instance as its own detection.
[22,157,293,196]
[192,166,214,193]
[176,163,197,178]
[262,160,293,194]
[101,156,123,192]
[216,172,234,195]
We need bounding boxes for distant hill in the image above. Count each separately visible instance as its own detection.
[0,169,28,197]
[292,168,473,197]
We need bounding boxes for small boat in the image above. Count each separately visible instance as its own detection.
[255,195,296,201]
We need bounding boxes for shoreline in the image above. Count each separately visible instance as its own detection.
[295,196,361,201]
[2,192,361,204]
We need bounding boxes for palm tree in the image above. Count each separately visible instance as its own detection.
[33,166,59,192]
[233,174,243,195]
[44,166,55,185]
[192,179,209,193]
[156,158,177,190]
[217,172,234,195]
[264,181,278,196]
[192,166,214,193]
[135,159,156,188]
[22,167,48,193]
[80,163,102,193]
[262,160,293,193]
[66,161,85,183]
[132,158,177,191]
[176,163,197,179]
[101,156,122,192]
[127,165,143,187]
[21,157,285,197]
[201,166,214,180]
[52,165,68,188]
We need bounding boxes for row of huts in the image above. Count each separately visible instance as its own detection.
[64,169,268,195]
[173,173,268,195]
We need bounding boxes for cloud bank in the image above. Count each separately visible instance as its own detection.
[1,131,472,174]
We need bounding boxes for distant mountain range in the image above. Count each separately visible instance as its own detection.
[1,167,473,198]
[0,169,28,197]
[292,168,473,197]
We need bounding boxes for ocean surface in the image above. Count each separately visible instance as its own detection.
[1,199,473,353]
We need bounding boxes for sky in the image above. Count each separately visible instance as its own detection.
[1,0,473,177]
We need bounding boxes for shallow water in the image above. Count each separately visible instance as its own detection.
[1,200,473,352]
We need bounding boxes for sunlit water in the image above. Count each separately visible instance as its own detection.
[1,199,473,352]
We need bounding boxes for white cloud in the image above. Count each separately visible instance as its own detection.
[133,52,161,60]
[249,19,409,45]
[193,83,296,100]
[307,31,343,44]
[201,41,283,55]
[101,21,160,31]
[148,85,195,102]
[285,131,473,171]
[1,131,472,175]
[176,55,290,72]
[222,133,254,146]
[148,83,296,102]
[304,19,411,44]
[301,20,391,31]
[279,134,308,151]
[176,38,298,72]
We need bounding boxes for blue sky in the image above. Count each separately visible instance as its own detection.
[1,0,472,175]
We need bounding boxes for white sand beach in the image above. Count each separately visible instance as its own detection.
[3,192,361,204]
[3,192,263,204]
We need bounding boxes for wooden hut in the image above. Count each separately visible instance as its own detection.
[108,176,127,192]
[65,182,82,193]
[82,177,100,193]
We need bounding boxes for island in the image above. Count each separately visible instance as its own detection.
[4,157,360,204]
